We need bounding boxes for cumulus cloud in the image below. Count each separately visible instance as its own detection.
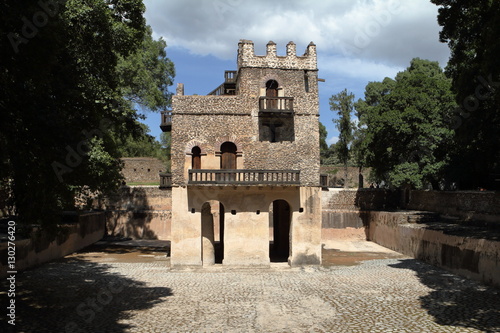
[327,136,339,145]
[144,0,450,70]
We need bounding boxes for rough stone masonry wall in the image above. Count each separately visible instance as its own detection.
[407,190,500,223]
[366,211,500,288]
[237,40,317,70]
[121,157,166,184]
[321,188,399,241]
[171,85,320,186]
[103,186,171,240]
[0,212,105,277]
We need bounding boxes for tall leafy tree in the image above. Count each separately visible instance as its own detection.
[0,1,173,230]
[355,58,456,189]
[431,0,500,189]
[330,89,355,187]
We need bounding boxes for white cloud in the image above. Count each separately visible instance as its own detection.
[327,136,339,145]
[144,0,450,68]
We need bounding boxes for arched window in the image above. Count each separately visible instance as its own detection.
[191,146,201,169]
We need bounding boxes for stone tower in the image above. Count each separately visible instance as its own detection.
[164,40,321,267]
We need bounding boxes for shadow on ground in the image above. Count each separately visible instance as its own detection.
[390,259,500,333]
[1,255,172,333]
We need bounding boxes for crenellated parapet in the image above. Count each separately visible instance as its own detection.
[237,40,317,70]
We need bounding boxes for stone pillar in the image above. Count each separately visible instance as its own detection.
[176,83,184,96]
[237,39,254,68]
[290,186,322,266]
[223,210,270,266]
[171,187,202,266]
[201,203,215,265]
[286,41,296,56]
[266,41,277,57]
[305,41,316,56]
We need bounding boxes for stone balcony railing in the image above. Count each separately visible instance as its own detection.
[159,173,172,188]
[188,169,300,185]
[160,111,172,132]
[259,97,294,114]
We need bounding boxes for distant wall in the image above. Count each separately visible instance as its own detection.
[321,188,398,241]
[121,157,166,184]
[0,212,105,277]
[104,186,171,240]
[406,190,500,223]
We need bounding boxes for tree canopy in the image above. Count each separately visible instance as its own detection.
[355,58,456,188]
[431,0,500,189]
[0,0,174,228]
[330,89,355,187]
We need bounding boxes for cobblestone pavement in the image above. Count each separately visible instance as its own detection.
[2,243,500,333]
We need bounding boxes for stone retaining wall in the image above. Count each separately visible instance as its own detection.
[103,186,172,240]
[121,157,166,184]
[407,190,500,223]
[321,188,399,241]
[366,211,500,288]
[0,212,105,277]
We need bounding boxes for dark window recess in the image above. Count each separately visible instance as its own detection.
[299,208,304,213]
[191,208,195,214]
[231,210,236,215]
[192,146,201,169]
[256,210,260,215]
[259,116,295,142]
[304,73,309,93]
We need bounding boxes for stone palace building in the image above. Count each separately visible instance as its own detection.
[161,40,322,267]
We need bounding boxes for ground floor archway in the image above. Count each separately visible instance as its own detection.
[269,199,291,262]
[201,201,224,265]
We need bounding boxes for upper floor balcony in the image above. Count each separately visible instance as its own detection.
[259,97,294,115]
[188,169,300,186]
[160,111,172,132]
[208,71,238,96]
[159,172,172,188]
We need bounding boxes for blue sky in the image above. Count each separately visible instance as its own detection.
[140,0,450,146]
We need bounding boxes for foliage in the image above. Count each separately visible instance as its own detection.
[330,89,355,187]
[355,58,456,189]
[318,122,338,165]
[431,0,500,189]
[117,25,175,111]
[0,0,173,229]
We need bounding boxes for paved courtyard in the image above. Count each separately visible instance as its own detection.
[2,241,500,333]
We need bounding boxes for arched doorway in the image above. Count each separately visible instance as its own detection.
[266,79,279,109]
[192,146,201,169]
[269,199,291,262]
[220,142,237,169]
[201,201,225,265]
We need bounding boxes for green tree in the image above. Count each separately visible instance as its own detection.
[355,58,456,189]
[319,122,329,164]
[0,1,172,230]
[431,0,500,189]
[117,25,175,111]
[116,123,162,158]
[330,89,355,187]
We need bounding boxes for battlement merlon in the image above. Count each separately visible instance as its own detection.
[237,40,317,71]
